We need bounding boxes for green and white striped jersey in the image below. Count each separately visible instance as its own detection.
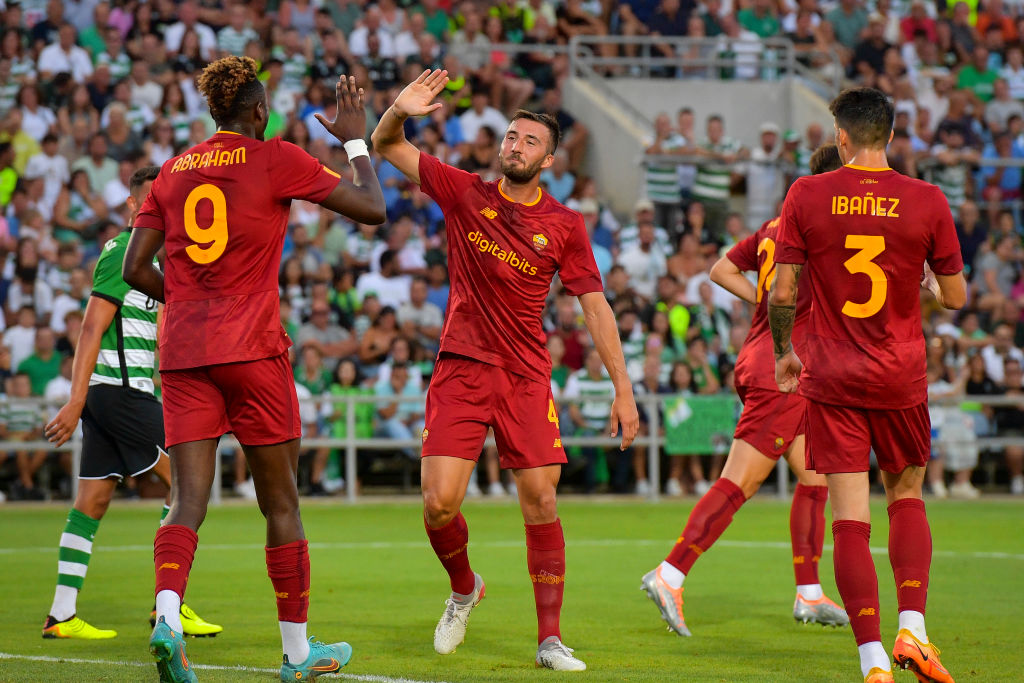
[694,137,743,204]
[89,230,159,394]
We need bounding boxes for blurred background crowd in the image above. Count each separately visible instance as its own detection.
[0,0,1021,503]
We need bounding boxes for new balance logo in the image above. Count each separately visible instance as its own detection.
[159,562,180,570]
[900,580,922,589]
[480,207,497,219]
[857,608,876,617]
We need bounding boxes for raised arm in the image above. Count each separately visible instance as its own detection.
[768,263,802,393]
[44,296,118,446]
[370,69,449,186]
[709,254,757,305]
[123,227,166,303]
[579,291,639,450]
[314,76,386,224]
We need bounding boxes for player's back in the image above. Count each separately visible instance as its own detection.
[777,166,963,409]
[730,217,812,392]
[135,132,340,371]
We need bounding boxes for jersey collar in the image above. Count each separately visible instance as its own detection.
[844,163,892,172]
[498,179,542,207]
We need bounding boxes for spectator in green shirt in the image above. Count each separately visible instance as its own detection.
[410,0,450,41]
[826,0,868,50]
[958,46,1001,102]
[0,140,16,206]
[738,0,780,38]
[18,327,62,396]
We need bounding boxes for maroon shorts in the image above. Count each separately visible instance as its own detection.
[421,353,566,469]
[734,385,806,460]
[805,399,930,474]
[161,352,301,449]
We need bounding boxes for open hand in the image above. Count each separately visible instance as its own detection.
[316,75,366,144]
[394,69,449,118]
[45,402,83,448]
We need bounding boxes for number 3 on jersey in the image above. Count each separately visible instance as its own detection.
[842,235,887,318]
[184,184,228,264]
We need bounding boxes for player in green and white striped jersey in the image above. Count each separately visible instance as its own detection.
[41,166,221,641]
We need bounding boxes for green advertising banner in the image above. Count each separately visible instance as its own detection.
[663,395,738,455]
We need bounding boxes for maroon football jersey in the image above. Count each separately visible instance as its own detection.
[727,217,812,392]
[775,165,963,409]
[418,153,603,385]
[134,132,339,371]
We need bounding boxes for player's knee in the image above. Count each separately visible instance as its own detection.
[422,490,458,527]
[257,493,300,521]
[74,495,111,520]
[519,487,557,524]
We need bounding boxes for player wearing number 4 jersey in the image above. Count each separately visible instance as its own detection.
[641,145,848,639]
[372,69,639,672]
[41,166,220,643]
[123,57,384,682]
[769,88,965,683]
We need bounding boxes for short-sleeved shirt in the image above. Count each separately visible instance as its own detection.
[775,165,964,409]
[90,229,159,394]
[418,153,603,386]
[726,217,811,392]
[134,132,340,371]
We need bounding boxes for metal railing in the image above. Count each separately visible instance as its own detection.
[2,393,1022,504]
[568,35,845,96]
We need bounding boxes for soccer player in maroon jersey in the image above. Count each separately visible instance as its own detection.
[371,69,639,671]
[769,88,965,683]
[122,56,385,682]
[640,144,848,637]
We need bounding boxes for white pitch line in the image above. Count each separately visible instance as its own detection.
[0,537,1021,561]
[0,652,448,683]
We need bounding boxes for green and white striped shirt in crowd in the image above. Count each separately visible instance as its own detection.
[644,132,686,205]
[563,368,616,432]
[89,230,158,395]
[927,145,968,217]
[693,137,743,204]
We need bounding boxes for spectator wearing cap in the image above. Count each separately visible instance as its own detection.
[743,121,784,231]
[576,198,613,278]
[644,112,686,235]
[37,23,93,84]
[620,199,673,254]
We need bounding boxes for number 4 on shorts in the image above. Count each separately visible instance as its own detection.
[547,399,559,428]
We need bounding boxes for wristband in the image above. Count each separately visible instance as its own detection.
[344,139,369,161]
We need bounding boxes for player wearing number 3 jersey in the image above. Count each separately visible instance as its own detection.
[769,88,965,683]
[124,57,385,682]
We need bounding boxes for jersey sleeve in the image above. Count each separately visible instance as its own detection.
[927,187,966,275]
[774,180,808,265]
[418,152,477,209]
[271,139,341,204]
[132,171,166,233]
[726,231,759,271]
[558,214,604,296]
[90,238,130,305]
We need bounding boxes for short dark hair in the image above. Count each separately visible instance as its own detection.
[510,110,561,154]
[809,144,842,175]
[379,248,398,270]
[829,87,893,148]
[129,165,160,194]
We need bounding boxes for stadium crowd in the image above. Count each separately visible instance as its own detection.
[0,0,1021,502]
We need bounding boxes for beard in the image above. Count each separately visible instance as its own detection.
[499,154,544,183]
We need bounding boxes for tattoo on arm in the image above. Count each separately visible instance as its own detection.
[793,264,803,283]
[769,304,796,358]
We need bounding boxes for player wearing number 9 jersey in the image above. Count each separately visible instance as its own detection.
[124,57,385,683]
[769,88,965,683]
[640,145,849,641]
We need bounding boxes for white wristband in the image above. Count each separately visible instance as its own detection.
[344,139,369,161]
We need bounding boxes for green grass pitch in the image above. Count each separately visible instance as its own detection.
[0,497,1020,682]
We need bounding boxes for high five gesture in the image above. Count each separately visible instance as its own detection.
[370,69,450,185]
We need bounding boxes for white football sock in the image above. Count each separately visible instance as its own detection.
[49,585,78,622]
[281,621,310,663]
[797,583,823,600]
[155,590,183,633]
[858,641,891,677]
[658,561,685,589]
[898,610,928,644]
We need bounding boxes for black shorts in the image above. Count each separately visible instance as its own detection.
[80,384,165,480]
